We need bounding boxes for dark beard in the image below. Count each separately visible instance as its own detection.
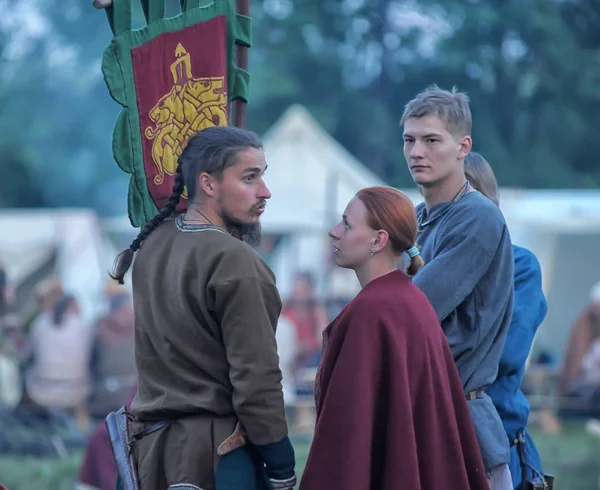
[218,194,263,246]
[223,214,262,245]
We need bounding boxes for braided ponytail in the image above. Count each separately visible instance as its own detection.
[405,252,425,277]
[110,163,185,284]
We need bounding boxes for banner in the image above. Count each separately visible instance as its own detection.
[98,0,251,226]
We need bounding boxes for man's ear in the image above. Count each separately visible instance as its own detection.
[458,135,472,159]
[198,172,217,197]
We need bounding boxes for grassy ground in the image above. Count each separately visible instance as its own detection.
[291,422,600,489]
[530,422,600,490]
[0,452,82,490]
[0,423,598,490]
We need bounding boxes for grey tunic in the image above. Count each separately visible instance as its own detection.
[412,190,513,471]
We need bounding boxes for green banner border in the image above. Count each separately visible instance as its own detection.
[101,0,251,227]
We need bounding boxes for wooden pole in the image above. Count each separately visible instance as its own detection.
[231,0,250,129]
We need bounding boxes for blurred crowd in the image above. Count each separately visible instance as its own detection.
[0,271,136,426]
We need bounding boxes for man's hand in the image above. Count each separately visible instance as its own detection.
[217,422,247,456]
[217,424,297,489]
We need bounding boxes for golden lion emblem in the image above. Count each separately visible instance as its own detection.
[144,43,228,196]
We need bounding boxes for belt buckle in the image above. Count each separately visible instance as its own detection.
[466,390,481,401]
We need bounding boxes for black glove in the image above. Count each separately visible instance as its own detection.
[255,435,296,489]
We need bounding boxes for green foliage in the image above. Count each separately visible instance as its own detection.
[247,0,600,189]
[0,0,125,213]
[0,0,598,214]
[531,422,600,490]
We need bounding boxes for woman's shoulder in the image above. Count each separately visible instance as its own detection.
[342,273,432,330]
[359,271,429,309]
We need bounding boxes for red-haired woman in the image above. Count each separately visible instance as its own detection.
[300,186,488,490]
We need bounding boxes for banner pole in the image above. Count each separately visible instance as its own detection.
[231,0,249,129]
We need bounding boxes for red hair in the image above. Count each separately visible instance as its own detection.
[356,186,424,276]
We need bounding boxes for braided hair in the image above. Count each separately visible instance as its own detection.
[110,126,263,284]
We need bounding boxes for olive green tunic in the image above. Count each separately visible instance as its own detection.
[130,218,288,490]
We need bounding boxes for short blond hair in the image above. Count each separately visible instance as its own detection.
[401,85,472,137]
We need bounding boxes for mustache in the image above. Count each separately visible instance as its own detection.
[251,200,266,212]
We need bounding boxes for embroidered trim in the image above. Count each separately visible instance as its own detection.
[175,215,230,236]
[269,475,297,489]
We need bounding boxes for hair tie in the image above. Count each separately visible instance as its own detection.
[406,245,420,258]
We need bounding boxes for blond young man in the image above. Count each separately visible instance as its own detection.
[402,86,514,490]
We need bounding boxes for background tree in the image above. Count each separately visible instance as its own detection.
[0,0,597,214]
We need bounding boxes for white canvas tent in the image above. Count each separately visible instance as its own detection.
[0,209,119,323]
[498,189,600,359]
[260,105,387,299]
[260,105,387,234]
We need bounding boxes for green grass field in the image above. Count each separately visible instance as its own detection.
[0,423,598,490]
[529,422,600,489]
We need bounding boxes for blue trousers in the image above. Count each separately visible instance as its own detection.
[215,446,272,490]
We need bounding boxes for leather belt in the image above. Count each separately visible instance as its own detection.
[466,389,485,401]
[131,420,172,444]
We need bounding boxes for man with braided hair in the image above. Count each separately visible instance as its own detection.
[110,126,296,490]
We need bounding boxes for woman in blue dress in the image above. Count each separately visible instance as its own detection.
[464,152,552,490]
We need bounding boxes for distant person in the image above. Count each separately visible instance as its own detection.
[275,314,298,423]
[300,187,489,490]
[558,282,600,419]
[282,271,328,371]
[25,294,94,429]
[33,277,64,318]
[282,271,328,431]
[0,264,23,408]
[464,151,553,489]
[89,290,136,419]
[559,282,600,393]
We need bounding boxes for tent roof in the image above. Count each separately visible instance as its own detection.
[260,105,386,233]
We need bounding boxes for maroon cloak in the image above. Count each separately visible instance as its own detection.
[299,271,489,490]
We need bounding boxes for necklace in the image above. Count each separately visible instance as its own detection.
[175,215,230,235]
[418,180,471,232]
[180,210,215,225]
